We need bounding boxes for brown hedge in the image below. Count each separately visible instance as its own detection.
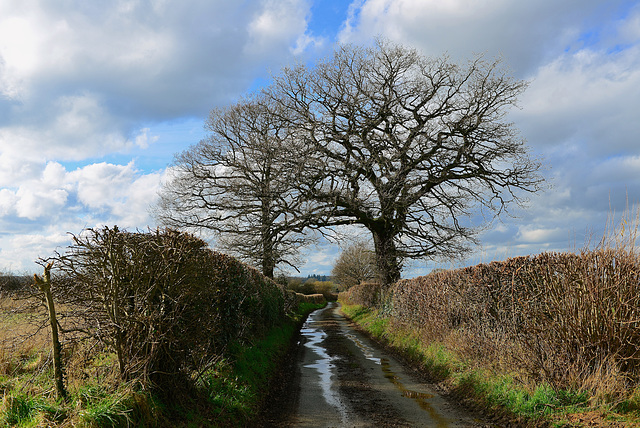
[342,249,640,388]
[47,227,293,390]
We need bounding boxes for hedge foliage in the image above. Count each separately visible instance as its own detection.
[341,248,640,390]
[46,226,299,390]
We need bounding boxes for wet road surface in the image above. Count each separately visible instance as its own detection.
[264,302,488,427]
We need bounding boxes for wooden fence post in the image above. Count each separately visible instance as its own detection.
[33,262,67,400]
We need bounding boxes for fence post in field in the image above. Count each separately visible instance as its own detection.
[33,262,67,400]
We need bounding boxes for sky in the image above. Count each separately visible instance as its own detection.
[1,0,639,277]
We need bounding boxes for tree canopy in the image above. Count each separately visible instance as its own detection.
[156,40,543,285]
[331,241,377,288]
[154,95,313,278]
[267,40,543,284]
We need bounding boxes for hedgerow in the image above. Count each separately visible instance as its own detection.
[40,226,296,391]
[342,246,640,405]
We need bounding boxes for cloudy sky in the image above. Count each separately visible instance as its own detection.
[1,0,639,277]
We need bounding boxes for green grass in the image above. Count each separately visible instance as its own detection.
[0,394,66,428]
[186,300,327,426]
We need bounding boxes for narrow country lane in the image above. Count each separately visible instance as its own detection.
[263,302,492,427]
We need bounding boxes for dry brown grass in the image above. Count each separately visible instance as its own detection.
[0,295,51,376]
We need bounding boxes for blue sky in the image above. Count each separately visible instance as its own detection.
[1,0,639,277]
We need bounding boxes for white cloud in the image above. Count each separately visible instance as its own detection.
[0,228,72,273]
[134,128,158,149]
[515,44,640,156]
[15,187,68,220]
[338,0,633,76]
[67,162,162,226]
[0,189,17,216]
[70,162,137,209]
[517,226,565,244]
[300,244,340,274]
[0,159,163,270]
[0,0,317,165]
[0,15,42,99]
[246,0,316,56]
[0,152,41,187]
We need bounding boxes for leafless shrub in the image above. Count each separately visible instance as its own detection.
[43,227,223,389]
[345,212,640,400]
[42,226,288,391]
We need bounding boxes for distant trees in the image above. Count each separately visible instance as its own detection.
[332,241,377,288]
[155,95,313,278]
[156,39,543,285]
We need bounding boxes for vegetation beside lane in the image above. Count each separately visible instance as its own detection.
[0,294,324,427]
[0,227,327,427]
[341,285,640,428]
[167,301,326,427]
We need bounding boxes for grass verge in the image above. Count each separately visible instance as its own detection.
[1,301,325,427]
[341,303,640,427]
[163,301,327,427]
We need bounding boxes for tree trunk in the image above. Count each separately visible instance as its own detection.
[261,196,276,278]
[260,225,276,278]
[371,228,401,287]
[262,255,275,279]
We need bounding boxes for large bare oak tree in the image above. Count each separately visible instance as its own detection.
[267,40,543,285]
[154,95,312,278]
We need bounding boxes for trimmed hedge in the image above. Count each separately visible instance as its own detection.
[341,249,640,389]
[48,227,298,390]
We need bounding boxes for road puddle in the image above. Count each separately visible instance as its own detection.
[381,358,450,428]
[343,331,381,364]
[300,306,349,424]
[343,324,451,427]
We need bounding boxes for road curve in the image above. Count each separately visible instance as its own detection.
[263,302,491,427]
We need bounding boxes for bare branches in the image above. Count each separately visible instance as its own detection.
[331,241,377,288]
[157,39,543,286]
[44,227,223,388]
[154,94,314,277]
[267,39,543,285]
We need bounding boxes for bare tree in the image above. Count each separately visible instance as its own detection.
[154,94,313,278]
[268,40,544,285]
[331,241,377,288]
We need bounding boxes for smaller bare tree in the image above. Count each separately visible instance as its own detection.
[154,94,314,278]
[331,241,377,288]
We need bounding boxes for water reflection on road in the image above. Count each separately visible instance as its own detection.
[300,309,348,425]
[291,302,483,427]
